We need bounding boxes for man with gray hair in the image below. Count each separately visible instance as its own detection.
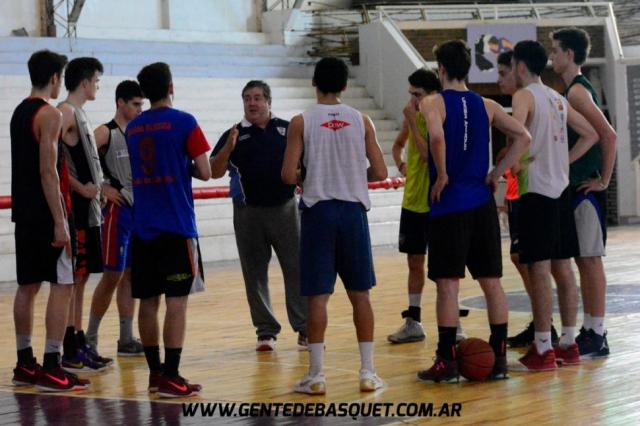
[210,80,307,351]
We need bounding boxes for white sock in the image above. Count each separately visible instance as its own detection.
[592,317,605,336]
[308,343,324,376]
[359,341,374,372]
[534,332,553,354]
[559,326,576,348]
[408,293,421,308]
[582,313,593,330]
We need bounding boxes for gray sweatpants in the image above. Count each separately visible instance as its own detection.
[233,197,307,338]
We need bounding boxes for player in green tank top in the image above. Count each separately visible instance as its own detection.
[565,74,603,187]
[551,28,617,358]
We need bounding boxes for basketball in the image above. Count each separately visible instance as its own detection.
[458,338,496,381]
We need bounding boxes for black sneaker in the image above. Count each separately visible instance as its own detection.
[82,345,114,366]
[12,358,41,386]
[490,356,509,380]
[578,329,610,359]
[507,321,559,348]
[576,326,589,345]
[507,322,534,348]
[417,356,459,383]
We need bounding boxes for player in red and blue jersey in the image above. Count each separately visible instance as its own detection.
[126,62,211,398]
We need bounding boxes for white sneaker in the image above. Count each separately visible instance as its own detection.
[387,318,426,343]
[293,372,326,395]
[359,369,385,392]
[256,336,276,352]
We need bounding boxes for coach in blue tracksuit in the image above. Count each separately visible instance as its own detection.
[210,80,307,352]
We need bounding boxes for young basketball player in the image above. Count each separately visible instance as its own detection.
[85,80,145,357]
[417,40,530,383]
[58,57,110,372]
[496,50,559,348]
[11,50,89,391]
[283,57,388,394]
[550,27,617,358]
[127,62,211,398]
[388,69,441,344]
[511,40,598,370]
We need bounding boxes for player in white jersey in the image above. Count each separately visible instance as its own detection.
[282,57,388,394]
[509,41,598,371]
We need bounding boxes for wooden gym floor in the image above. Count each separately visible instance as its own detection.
[0,225,638,425]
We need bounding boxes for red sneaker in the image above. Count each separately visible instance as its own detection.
[256,336,276,352]
[554,344,580,365]
[12,358,41,386]
[156,375,202,398]
[35,367,90,392]
[148,370,162,392]
[518,345,557,372]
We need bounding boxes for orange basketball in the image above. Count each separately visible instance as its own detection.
[458,338,495,381]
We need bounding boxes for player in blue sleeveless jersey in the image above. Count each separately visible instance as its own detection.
[417,40,531,383]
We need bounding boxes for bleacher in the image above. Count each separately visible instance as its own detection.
[0,36,404,282]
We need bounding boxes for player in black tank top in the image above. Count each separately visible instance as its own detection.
[11,98,54,225]
[10,50,91,392]
[64,139,95,228]
[58,57,110,373]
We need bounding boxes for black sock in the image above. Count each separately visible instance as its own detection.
[43,352,60,370]
[17,347,34,365]
[437,326,458,360]
[76,330,87,348]
[403,306,421,323]
[163,347,183,378]
[63,326,77,357]
[143,346,162,372]
[489,323,508,357]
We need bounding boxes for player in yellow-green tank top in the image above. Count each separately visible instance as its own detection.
[388,69,460,344]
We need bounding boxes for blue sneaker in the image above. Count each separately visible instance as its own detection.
[578,329,610,359]
[83,345,114,366]
[62,350,108,374]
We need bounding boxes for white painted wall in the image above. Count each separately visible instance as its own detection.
[76,0,165,30]
[262,8,314,45]
[76,0,262,32]
[623,45,640,58]
[614,60,640,221]
[604,15,640,220]
[168,0,261,32]
[0,0,40,36]
[1,0,264,40]
[358,19,426,125]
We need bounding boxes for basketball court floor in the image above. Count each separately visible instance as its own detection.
[0,224,638,425]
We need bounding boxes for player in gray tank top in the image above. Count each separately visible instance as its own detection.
[86,81,146,360]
